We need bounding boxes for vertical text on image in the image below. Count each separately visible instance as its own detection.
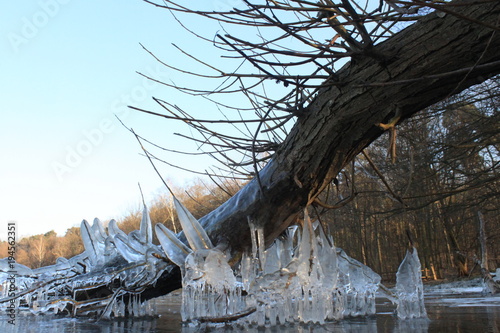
[6,222,17,325]
[8,0,73,53]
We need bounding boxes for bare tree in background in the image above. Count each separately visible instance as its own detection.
[130,0,500,298]
[321,78,499,279]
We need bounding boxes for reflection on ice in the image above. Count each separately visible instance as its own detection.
[394,318,430,333]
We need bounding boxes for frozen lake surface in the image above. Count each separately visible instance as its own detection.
[1,281,498,333]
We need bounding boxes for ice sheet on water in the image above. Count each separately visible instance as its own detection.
[424,277,485,295]
[426,295,500,307]
[395,247,427,319]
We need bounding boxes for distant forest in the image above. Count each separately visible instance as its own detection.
[1,78,498,281]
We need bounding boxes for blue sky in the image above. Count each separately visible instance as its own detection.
[0,1,240,240]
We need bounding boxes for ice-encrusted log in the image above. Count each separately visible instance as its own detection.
[157,202,383,325]
[0,204,170,318]
[4,2,498,306]
[142,0,500,300]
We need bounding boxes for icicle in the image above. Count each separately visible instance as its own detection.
[173,196,213,250]
[80,219,98,265]
[108,219,127,238]
[248,218,258,260]
[128,230,149,254]
[156,223,191,268]
[1,184,417,325]
[263,242,281,275]
[139,204,153,244]
[116,298,125,317]
[395,247,427,319]
[92,218,107,243]
[256,226,266,271]
[114,234,145,263]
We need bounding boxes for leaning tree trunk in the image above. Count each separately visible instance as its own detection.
[142,0,500,299]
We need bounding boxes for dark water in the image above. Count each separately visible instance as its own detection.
[1,291,498,333]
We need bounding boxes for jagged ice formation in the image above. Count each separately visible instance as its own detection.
[1,196,427,325]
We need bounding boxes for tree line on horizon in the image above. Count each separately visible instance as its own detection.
[1,78,498,280]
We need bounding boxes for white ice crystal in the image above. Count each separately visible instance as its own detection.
[156,195,242,322]
[395,247,427,319]
[156,223,191,268]
[0,204,167,318]
[238,209,382,326]
[0,190,429,325]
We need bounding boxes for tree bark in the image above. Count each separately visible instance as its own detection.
[477,211,500,294]
[143,0,500,299]
[478,211,488,269]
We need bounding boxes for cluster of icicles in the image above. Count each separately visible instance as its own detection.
[0,194,427,325]
[161,200,426,325]
[0,203,163,318]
